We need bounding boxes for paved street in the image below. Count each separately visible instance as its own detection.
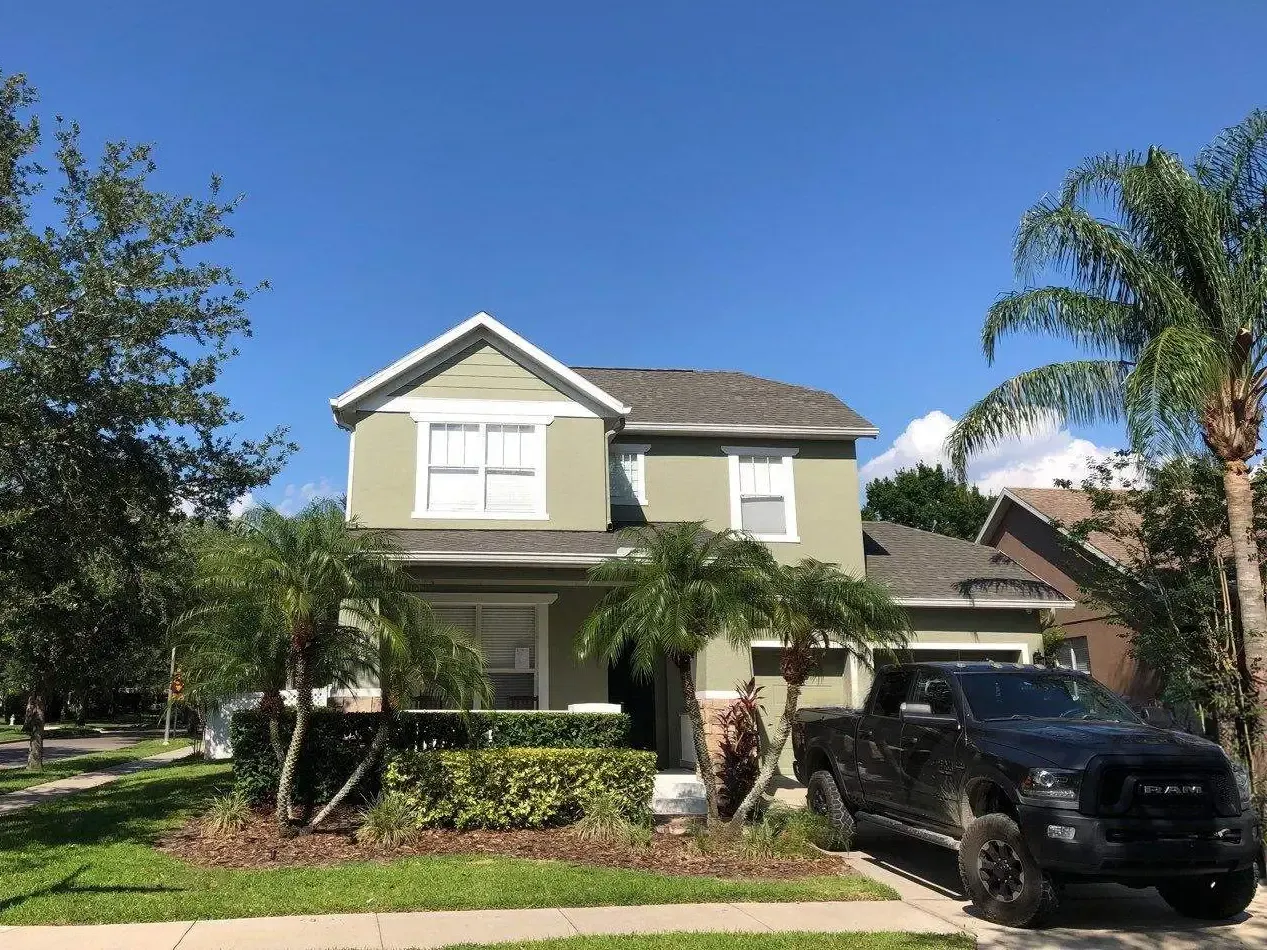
[0,731,151,769]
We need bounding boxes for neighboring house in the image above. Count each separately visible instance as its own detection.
[330,312,1071,768]
[977,487,1156,702]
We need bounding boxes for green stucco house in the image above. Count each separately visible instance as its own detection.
[330,312,1070,769]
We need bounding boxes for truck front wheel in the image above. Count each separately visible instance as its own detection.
[806,770,855,850]
[1156,867,1258,920]
[958,813,1059,927]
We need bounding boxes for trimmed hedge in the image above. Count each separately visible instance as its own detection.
[230,709,632,805]
[384,747,657,829]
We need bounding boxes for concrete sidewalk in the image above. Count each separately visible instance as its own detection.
[0,901,963,950]
[0,745,195,817]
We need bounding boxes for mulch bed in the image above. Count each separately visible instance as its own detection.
[158,809,849,879]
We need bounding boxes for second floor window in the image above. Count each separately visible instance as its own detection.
[423,422,542,516]
[608,443,648,505]
[724,447,799,542]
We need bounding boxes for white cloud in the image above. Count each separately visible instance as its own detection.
[860,410,1125,493]
[274,477,339,515]
[228,492,259,518]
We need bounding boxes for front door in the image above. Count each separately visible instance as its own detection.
[857,667,916,811]
[902,668,963,829]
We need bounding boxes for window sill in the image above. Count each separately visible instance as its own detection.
[411,510,551,521]
[748,533,801,543]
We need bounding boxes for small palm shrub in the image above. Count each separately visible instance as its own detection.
[571,790,653,848]
[764,804,847,853]
[202,788,252,837]
[357,792,419,848]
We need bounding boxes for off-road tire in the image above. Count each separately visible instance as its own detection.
[1157,866,1258,920]
[806,769,855,850]
[958,812,1059,927]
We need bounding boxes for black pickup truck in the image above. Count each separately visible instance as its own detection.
[793,661,1262,927]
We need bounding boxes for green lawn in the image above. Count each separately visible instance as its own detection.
[435,937,970,950]
[0,738,191,794]
[0,762,895,925]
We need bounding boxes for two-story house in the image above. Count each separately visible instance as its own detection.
[331,312,1070,767]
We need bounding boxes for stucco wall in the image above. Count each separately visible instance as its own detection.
[612,437,864,569]
[983,503,1155,700]
[348,410,609,530]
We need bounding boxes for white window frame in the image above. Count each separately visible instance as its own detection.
[609,442,649,506]
[722,446,800,542]
[422,593,556,709]
[411,412,550,520]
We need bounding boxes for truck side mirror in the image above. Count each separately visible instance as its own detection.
[1142,706,1174,729]
[901,702,959,726]
[901,702,933,716]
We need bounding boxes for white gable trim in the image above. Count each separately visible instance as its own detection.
[330,312,631,426]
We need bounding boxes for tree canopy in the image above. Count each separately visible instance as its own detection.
[0,70,291,765]
[861,463,995,541]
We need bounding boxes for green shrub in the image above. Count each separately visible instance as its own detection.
[201,788,252,837]
[384,747,656,830]
[231,709,632,805]
[571,789,653,847]
[356,792,419,848]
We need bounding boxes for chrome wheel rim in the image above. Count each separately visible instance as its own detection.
[978,839,1025,903]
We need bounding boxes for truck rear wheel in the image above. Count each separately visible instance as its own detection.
[958,813,1059,927]
[806,770,854,850]
[1157,866,1258,920]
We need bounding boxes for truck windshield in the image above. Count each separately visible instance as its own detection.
[958,671,1140,723]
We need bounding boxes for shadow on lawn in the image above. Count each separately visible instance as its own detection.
[0,764,229,849]
[0,865,185,914]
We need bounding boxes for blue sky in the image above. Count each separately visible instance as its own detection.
[7,3,1267,507]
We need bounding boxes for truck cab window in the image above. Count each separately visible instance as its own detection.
[912,670,955,716]
[871,669,915,717]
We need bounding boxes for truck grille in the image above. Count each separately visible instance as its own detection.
[1093,764,1239,818]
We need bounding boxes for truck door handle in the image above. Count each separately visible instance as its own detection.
[860,729,874,739]
[901,735,919,746]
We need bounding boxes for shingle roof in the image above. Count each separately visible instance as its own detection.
[863,521,1069,606]
[1003,488,1136,565]
[572,367,876,432]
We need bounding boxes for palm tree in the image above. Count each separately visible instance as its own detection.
[724,559,909,828]
[945,115,1267,781]
[578,522,770,824]
[305,598,488,831]
[195,499,427,833]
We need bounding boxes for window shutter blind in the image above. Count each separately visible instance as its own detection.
[479,606,536,669]
[430,605,478,634]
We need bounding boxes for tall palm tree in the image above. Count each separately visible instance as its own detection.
[725,559,909,828]
[945,114,1267,780]
[305,598,489,831]
[578,522,770,824]
[195,499,425,833]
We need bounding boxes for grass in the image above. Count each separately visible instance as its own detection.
[0,738,191,794]
[433,937,971,950]
[0,762,895,925]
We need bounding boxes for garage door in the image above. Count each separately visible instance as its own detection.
[752,646,849,774]
[874,647,1023,666]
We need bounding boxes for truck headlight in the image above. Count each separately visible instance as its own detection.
[1230,760,1253,812]
[1019,768,1082,807]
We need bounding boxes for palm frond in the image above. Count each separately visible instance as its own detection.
[983,287,1136,363]
[946,360,1130,478]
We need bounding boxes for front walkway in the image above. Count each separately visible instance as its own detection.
[0,745,194,817]
[0,900,961,950]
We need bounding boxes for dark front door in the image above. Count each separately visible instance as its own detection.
[857,667,915,811]
[902,668,963,830]
[608,645,657,753]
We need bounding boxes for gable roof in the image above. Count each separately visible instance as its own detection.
[330,312,632,427]
[331,312,877,438]
[863,521,1072,608]
[976,487,1134,566]
[574,367,876,436]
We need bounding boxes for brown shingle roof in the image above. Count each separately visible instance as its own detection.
[572,367,876,432]
[863,521,1070,606]
[1005,488,1136,565]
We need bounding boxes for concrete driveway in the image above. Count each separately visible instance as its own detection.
[0,731,152,769]
[850,818,1267,949]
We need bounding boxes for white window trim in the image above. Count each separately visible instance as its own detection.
[411,413,550,520]
[609,442,650,506]
[721,446,800,543]
[422,593,556,709]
